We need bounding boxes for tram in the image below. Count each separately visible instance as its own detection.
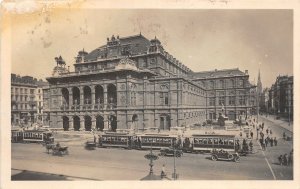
[182,131,239,153]
[100,131,135,149]
[11,130,54,144]
[138,133,178,150]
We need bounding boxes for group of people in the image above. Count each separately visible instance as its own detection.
[278,150,293,166]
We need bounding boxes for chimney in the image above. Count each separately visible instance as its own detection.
[245,70,248,74]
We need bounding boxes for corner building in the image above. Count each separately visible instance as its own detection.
[45,34,207,131]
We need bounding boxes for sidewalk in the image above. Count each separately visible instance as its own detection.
[258,115,293,133]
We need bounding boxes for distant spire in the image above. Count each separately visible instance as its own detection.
[257,69,262,94]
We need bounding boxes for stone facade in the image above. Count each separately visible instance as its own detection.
[45,34,254,131]
[268,75,293,119]
[190,69,254,121]
[11,74,47,126]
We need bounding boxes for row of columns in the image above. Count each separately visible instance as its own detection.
[64,115,113,131]
[62,84,113,107]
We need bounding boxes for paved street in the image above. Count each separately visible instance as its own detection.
[11,116,293,180]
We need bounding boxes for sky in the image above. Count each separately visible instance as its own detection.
[11,9,293,88]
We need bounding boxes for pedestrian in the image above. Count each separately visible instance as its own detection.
[278,155,283,165]
[265,138,269,147]
[161,164,166,178]
[270,137,273,147]
[289,150,293,166]
[249,140,253,152]
[283,132,286,140]
[262,122,265,130]
[250,131,254,139]
[262,141,266,151]
[266,128,269,135]
[274,137,278,146]
[270,129,272,135]
[283,154,288,166]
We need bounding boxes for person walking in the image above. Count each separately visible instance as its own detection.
[266,128,269,135]
[270,137,274,147]
[249,140,253,152]
[262,141,266,151]
[270,129,273,135]
[250,131,254,139]
[278,155,283,166]
[265,138,269,147]
[283,154,288,166]
[274,137,278,146]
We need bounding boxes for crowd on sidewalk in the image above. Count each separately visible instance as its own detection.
[245,116,293,167]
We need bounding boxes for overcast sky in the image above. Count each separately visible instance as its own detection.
[11,9,293,88]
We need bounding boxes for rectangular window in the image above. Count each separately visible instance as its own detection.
[160,92,169,105]
[239,96,246,105]
[209,98,215,106]
[219,96,225,106]
[229,96,235,105]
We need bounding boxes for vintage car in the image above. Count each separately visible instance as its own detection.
[211,149,240,162]
[85,141,97,150]
[159,147,183,157]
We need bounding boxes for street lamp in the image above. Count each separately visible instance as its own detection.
[172,140,180,180]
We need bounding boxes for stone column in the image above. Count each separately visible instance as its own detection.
[103,84,108,109]
[69,117,73,131]
[80,116,84,131]
[69,88,73,108]
[104,115,109,130]
[92,116,96,130]
[91,86,95,105]
[80,86,84,109]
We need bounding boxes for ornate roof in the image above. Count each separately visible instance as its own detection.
[84,34,151,62]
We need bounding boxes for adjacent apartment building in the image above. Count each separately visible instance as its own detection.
[11,74,47,126]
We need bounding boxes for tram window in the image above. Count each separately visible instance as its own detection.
[223,139,228,145]
[198,139,203,144]
[218,139,224,145]
[208,138,212,144]
[194,139,198,144]
[213,138,218,145]
[228,139,234,145]
[203,139,208,144]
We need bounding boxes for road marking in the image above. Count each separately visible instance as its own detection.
[256,141,277,180]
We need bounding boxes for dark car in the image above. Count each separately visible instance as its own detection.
[211,149,240,162]
[159,147,183,157]
[85,141,97,150]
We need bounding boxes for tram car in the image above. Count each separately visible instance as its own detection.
[100,132,135,149]
[138,133,178,150]
[11,130,54,144]
[182,131,239,153]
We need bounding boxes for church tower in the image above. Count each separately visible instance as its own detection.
[257,69,262,94]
